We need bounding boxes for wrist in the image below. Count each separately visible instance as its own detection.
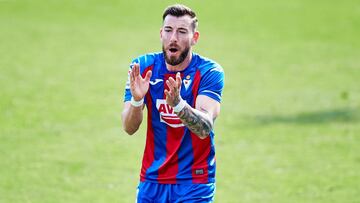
[130,97,144,107]
[173,98,186,113]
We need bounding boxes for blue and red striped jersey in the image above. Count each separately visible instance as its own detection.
[124,52,224,184]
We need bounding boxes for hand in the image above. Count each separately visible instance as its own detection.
[129,63,152,101]
[164,72,182,107]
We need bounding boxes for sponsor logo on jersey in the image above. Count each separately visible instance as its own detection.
[156,99,184,128]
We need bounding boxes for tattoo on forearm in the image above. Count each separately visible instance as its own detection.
[176,104,213,139]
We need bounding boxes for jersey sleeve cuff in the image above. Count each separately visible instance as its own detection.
[198,91,222,103]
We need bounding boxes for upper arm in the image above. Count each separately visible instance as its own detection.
[195,65,224,121]
[195,95,221,121]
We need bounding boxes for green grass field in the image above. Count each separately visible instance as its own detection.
[1,0,359,202]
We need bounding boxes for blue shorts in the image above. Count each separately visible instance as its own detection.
[136,182,216,203]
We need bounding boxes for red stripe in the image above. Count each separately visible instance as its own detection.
[157,127,184,183]
[140,66,154,182]
[157,73,185,183]
[191,70,211,183]
[191,70,201,106]
[191,133,211,183]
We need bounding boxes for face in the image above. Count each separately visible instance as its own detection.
[161,15,199,66]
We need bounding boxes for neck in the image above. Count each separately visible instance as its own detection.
[166,52,192,72]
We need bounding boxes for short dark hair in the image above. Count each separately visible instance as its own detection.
[162,4,198,31]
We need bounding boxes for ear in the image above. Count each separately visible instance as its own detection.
[191,31,200,46]
[160,28,163,39]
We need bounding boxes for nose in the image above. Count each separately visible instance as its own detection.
[170,31,178,43]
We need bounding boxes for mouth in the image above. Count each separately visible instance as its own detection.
[169,47,178,53]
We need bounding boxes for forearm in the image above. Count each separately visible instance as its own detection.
[164,73,218,139]
[176,103,213,139]
[121,103,144,135]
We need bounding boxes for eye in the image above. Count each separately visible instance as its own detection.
[179,29,187,34]
[164,27,172,32]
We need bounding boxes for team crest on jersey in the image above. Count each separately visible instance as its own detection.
[183,75,192,90]
[156,99,184,128]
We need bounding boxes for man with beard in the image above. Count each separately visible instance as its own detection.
[122,4,224,203]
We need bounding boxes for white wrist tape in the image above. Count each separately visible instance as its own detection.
[130,97,144,107]
[173,99,186,113]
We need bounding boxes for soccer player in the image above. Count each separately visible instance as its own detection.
[122,4,225,203]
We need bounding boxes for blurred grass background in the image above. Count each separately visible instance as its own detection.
[1,0,359,202]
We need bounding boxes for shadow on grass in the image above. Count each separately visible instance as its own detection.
[255,107,359,125]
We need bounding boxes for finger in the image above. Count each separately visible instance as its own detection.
[129,69,134,83]
[167,78,177,92]
[176,72,182,89]
[144,70,152,82]
[130,63,137,79]
[168,77,177,90]
[168,76,176,84]
[164,89,171,99]
[133,63,139,77]
[166,80,173,91]
[170,76,180,93]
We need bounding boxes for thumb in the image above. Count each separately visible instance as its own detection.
[144,70,152,82]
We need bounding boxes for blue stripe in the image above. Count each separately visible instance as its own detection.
[207,132,216,183]
[143,66,168,183]
[176,129,194,183]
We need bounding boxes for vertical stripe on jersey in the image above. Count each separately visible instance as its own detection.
[140,66,154,182]
[190,70,211,183]
[157,73,184,184]
[176,128,194,183]
[157,126,184,183]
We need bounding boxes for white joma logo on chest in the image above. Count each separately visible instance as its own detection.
[149,79,163,85]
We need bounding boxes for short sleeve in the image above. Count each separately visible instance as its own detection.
[198,66,225,103]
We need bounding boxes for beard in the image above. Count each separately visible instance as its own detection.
[162,45,190,66]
